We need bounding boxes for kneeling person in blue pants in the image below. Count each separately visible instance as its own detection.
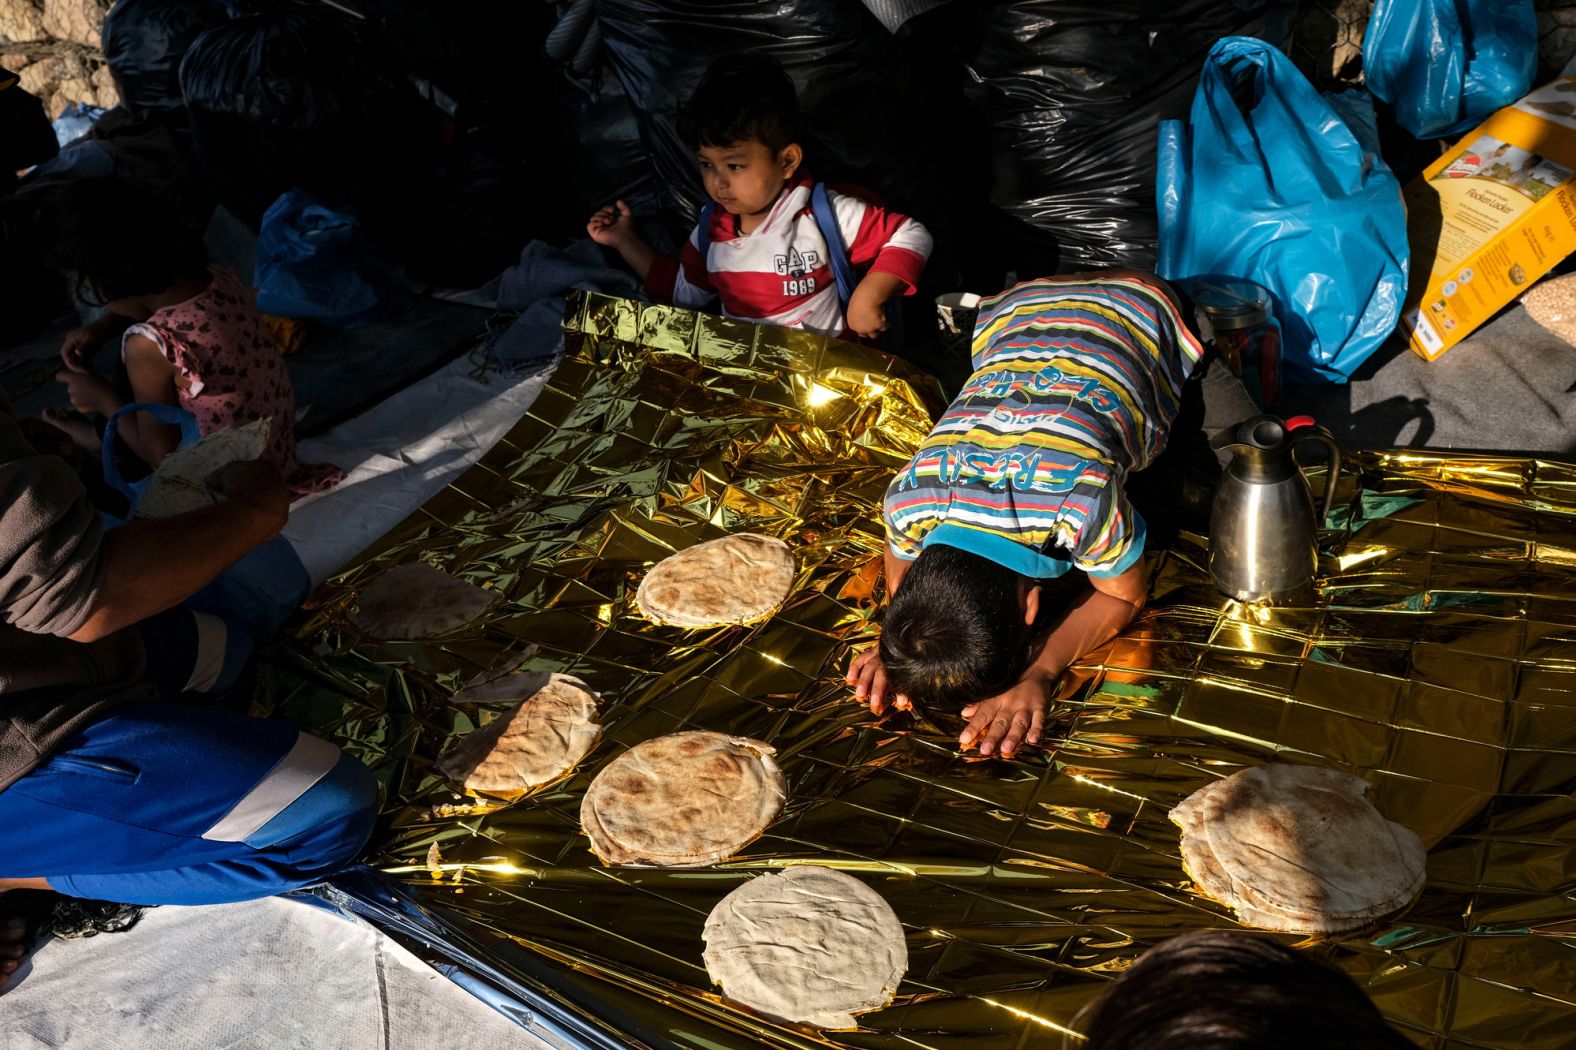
[0,393,375,989]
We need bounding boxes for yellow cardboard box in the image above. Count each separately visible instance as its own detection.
[1399,77,1576,360]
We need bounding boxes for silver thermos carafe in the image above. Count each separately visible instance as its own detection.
[1207,415,1341,603]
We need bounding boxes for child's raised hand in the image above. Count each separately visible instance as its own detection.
[586,200,634,248]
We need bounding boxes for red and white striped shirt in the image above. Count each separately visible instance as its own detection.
[644,175,932,337]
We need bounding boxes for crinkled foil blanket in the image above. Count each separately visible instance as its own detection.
[261,293,1576,1049]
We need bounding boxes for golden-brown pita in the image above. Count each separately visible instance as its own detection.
[1169,765,1426,934]
[435,673,601,798]
[352,562,496,639]
[703,866,907,1029]
[636,534,794,628]
[580,731,786,867]
[135,418,271,519]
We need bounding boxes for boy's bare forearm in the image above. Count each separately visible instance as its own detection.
[882,547,909,600]
[1030,587,1141,681]
[855,270,906,302]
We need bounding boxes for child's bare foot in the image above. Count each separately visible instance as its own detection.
[0,913,27,992]
[40,408,100,454]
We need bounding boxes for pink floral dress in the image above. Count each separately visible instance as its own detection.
[124,266,342,497]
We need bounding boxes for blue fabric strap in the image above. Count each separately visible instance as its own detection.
[809,182,857,307]
[101,402,201,505]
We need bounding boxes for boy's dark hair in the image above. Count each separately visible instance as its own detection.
[39,177,208,306]
[678,51,802,154]
[880,544,1034,711]
[1073,930,1416,1050]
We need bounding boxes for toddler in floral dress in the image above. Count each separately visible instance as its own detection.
[43,178,340,498]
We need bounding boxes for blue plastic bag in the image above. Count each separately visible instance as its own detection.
[101,403,311,639]
[1157,38,1409,383]
[254,189,413,327]
[1364,0,1537,141]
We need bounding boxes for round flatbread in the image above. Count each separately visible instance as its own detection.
[436,673,601,798]
[352,562,497,640]
[703,866,907,1029]
[580,731,786,867]
[1169,765,1426,934]
[636,534,794,628]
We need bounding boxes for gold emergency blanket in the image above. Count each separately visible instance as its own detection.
[263,292,1576,1049]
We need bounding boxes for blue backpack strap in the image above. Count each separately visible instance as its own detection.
[810,183,904,345]
[697,201,720,245]
[809,182,857,306]
[101,402,202,506]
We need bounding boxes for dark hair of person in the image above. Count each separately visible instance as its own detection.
[678,51,803,154]
[39,177,208,307]
[879,544,1034,711]
[1072,930,1416,1050]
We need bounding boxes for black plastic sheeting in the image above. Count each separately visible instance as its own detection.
[102,0,234,114]
[349,0,584,287]
[178,3,442,229]
[0,80,65,335]
[965,0,1293,271]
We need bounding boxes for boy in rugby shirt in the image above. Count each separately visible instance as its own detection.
[586,52,932,340]
[847,271,1208,760]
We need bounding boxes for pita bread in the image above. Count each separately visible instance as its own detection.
[135,418,271,519]
[580,731,786,867]
[636,534,795,628]
[352,562,497,639]
[1169,765,1426,934]
[436,673,601,798]
[703,866,907,1029]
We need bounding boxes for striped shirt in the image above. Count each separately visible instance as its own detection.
[644,175,932,337]
[883,275,1204,579]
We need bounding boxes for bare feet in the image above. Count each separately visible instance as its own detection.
[0,913,26,992]
[41,408,101,455]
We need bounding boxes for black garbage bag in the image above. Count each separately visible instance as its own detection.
[102,0,234,113]
[964,0,1291,272]
[179,3,442,228]
[350,0,558,127]
[334,0,583,287]
[0,74,58,186]
[552,42,660,230]
[0,77,66,339]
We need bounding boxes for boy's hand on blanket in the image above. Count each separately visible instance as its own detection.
[959,672,1051,760]
[206,459,289,532]
[847,646,911,716]
[587,200,635,249]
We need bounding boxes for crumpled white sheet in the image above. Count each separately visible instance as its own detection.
[283,351,558,586]
[3,896,555,1050]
